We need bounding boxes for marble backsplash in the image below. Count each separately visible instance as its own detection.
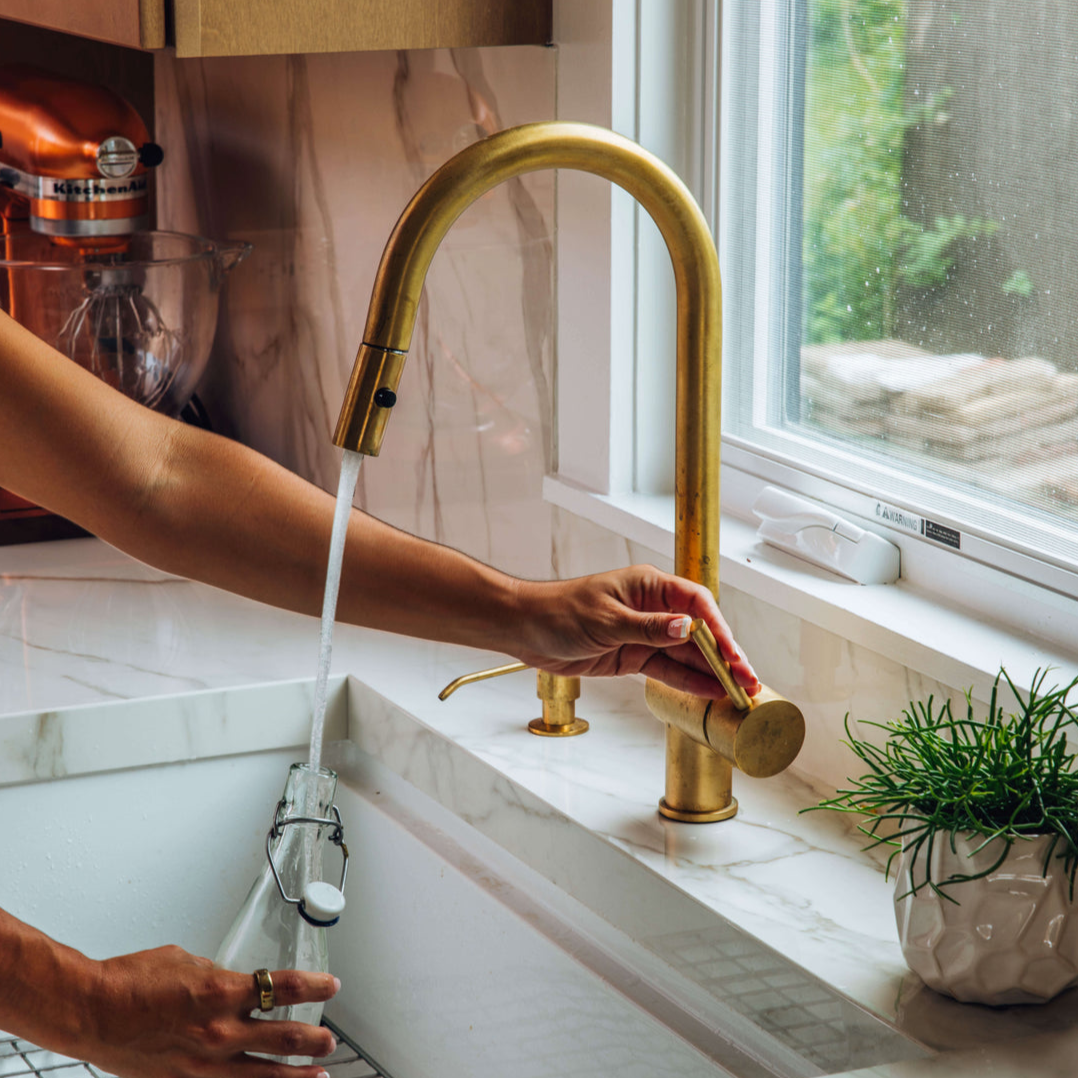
[151,44,979,795]
[154,46,557,581]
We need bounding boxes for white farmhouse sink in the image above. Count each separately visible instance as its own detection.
[0,679,924,1078]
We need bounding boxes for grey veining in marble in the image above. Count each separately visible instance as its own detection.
[154,47,556,581]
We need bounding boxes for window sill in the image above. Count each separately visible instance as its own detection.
[544,473,1078,702]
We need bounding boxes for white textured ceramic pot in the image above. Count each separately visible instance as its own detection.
[894,831,1078,1006]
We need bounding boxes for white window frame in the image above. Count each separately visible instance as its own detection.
[552,0,714,499]
[547,0,1078,695]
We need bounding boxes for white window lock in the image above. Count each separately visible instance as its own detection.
[752,487,901,585]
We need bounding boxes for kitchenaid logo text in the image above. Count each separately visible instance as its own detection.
[41,176,147,202]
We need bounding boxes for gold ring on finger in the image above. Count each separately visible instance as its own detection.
[253,968,275,1012]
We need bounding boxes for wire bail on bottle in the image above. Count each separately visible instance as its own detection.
[265,800,349,927]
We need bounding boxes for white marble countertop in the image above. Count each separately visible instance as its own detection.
[3,537,1078,1077]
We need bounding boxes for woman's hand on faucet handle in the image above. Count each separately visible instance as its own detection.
[513,565,760,700]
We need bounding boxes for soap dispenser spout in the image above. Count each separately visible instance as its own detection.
[334,121,804,822]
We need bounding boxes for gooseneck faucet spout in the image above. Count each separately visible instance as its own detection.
[334,121,804,822]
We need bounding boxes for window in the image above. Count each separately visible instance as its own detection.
[721,0,1078,594]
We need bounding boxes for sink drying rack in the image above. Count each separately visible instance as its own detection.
[0,1018,389,1078]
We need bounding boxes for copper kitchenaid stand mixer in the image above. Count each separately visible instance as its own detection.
[0,66,248,543]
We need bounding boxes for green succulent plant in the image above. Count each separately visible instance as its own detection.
[809,667,1078,901]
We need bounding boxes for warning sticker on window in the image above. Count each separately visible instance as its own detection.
[874,501,922,535]
[875,501,961,550]
[923,519,961,549]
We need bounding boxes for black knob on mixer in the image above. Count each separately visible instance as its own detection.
[374,388,397,408]
[139,143,165,168]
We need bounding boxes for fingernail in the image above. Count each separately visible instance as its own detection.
[667,616,691,639]
[332,976,341,993]
[318,1070,331,1078]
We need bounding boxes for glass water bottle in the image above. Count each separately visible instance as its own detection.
[215,763,348,1059]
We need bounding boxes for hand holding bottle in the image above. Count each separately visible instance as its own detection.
[0,906,339,1078]
[84,946,340,1078]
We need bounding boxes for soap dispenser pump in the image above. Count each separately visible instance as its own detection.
[214,762,348,1059]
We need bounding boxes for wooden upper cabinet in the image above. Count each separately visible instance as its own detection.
[0,0,551,55]
[0,1,166,50]
[172,0,552,56]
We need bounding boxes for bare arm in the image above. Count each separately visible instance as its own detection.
[0,309,758,696]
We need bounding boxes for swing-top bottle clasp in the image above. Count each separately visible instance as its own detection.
[265,800,349,927]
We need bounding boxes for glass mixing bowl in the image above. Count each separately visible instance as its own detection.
[0,230,251,415]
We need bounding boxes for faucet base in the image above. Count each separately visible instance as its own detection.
[658,797,738,823]
[660,724,738,822]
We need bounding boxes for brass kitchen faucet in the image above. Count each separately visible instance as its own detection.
[333,122,804,822]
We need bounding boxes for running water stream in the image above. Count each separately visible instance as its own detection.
[308,448,364,774]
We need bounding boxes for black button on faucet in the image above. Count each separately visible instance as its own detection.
[374,387,397,408]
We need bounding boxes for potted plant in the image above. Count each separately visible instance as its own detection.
[814,667,1078,1006]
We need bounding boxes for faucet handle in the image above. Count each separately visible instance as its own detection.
[688,619,752,710]
[438,664,589,738]
[646,679,805,780]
